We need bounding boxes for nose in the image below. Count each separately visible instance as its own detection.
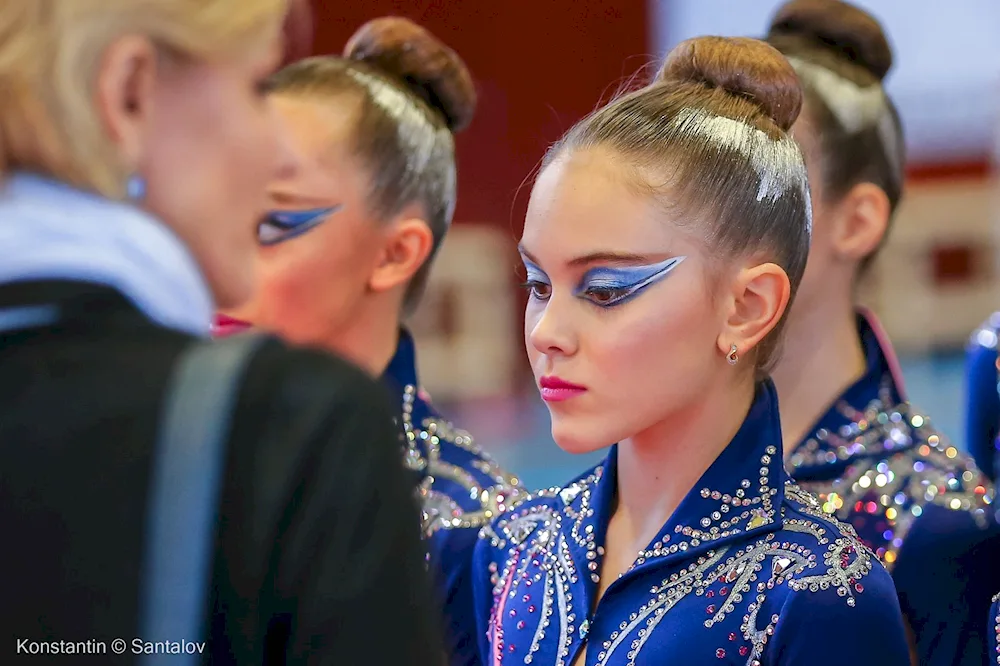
[527,294,578,358]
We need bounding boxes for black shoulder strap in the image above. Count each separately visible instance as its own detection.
[138,333,267,665]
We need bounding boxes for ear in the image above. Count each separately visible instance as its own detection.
[368,218,435,293]
[95,35,159,173]
[829,182,891,263]
[716,262,791,361]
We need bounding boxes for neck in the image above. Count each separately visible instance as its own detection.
[325,302,401,377]
[614,373,756,547]
[771,295,866,452]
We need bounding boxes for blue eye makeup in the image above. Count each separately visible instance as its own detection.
[575,256,686,307]
[257,205,341,246]
[520,258,552,301]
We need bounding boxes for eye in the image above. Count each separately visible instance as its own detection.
[521,280,552,301]
[257,206,339,246]
[582,286,632,307]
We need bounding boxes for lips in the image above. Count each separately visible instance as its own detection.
[538,376,587,403]
[211,314,252,338]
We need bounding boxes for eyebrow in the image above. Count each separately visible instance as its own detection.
[518,245,656,268]
[269,191,340,207]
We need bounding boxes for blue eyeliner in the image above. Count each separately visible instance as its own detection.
[575,256,686,307]
[257,205,341,245]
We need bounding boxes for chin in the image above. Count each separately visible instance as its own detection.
[549,417,614,456]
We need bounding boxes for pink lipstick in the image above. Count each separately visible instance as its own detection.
[539,376,587,402]
[211,314,252,338]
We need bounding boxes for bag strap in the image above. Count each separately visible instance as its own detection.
[138,333,267,665]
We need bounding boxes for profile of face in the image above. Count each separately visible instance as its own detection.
[521,148,790,454]
[223,93,431,352]
[101,30,295,309]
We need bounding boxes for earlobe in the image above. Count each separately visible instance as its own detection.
[717,263,791,360]
[368,218,435,293]
[832,183,890,262]
[95,35,159,177]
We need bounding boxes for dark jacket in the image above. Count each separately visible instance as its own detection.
[0,280,443,665]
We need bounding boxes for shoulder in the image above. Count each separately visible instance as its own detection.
[478,464,604,561]
[241,336,390,410]
[761,485,908,660]
[403,388,526,537]
[875,415,995,538]
[230,336,399,475]
[802,400,995,561]
[778,482,888,605]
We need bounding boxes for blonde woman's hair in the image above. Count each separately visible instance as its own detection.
[0,0,288,197]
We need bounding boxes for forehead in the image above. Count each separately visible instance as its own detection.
[272,93,360,168]
[522,148,681,261]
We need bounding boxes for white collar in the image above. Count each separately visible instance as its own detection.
[0,173,213,336]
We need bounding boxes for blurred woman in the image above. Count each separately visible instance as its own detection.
[0,1,440,663]
[764,1,1000,664]
[472,35,909,666]
[219,17,522,665]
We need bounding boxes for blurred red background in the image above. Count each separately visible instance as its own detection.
[306,1,650,240]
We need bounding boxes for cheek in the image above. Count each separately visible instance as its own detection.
[595,293,716,384]
[252,224,379,337]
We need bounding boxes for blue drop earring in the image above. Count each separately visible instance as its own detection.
[126,174,146,201]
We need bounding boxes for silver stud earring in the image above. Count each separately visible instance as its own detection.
[126,174,146,201]
[727,344,739,365]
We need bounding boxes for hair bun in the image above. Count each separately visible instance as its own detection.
[344,17,476,133]
[767,0,892,81]
[657,36,802,132]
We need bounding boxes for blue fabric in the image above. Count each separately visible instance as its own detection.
[990,593,999,665]
[382,329,524,666]
[787,312,1000,666]
[0,172,212,336]
[473,381,910,665]
[965,314,1000,481]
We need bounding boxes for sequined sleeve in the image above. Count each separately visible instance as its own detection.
[769,557,910,665]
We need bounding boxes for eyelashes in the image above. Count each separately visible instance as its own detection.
[521,263,552,301]
[257,206,341,246]
[520,256,686,308]
[577,256,686,307]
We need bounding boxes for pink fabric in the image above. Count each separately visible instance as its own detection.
[489,550,519,666]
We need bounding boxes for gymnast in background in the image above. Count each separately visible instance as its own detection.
[763,1,1000,664]
[217,17,522,666]
[965,312,1000,482]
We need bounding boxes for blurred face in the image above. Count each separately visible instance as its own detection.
[522,148,730,454]
[139,35,293,310]
[223,93,386,347]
